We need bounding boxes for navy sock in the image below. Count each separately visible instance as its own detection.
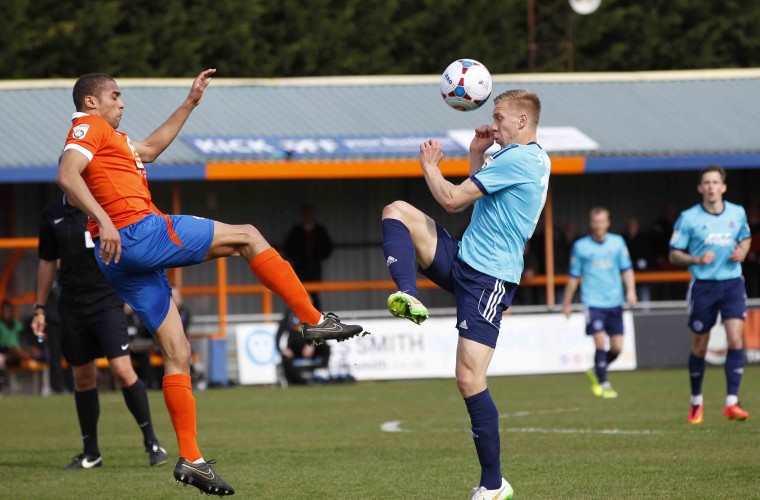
[606,350,619,365]
[75,388,100,457]
[688,353,706,397]
[464,388,502,490]
[594,349,608,383]
[725,349,745,397]
[382,219,418,296]
[122,379,157,446]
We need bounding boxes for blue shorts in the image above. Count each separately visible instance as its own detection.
[96,214,214,333]
[420,223,517,348]
[687,277,747,333]
[585,306,624,335]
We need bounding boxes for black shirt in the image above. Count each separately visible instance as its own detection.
[38,196,113,295]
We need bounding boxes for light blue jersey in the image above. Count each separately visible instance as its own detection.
[459,142,551,284]
[669,202,751,281]
[569,234,633,308]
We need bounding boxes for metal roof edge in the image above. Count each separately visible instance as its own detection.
[3,68,760,90]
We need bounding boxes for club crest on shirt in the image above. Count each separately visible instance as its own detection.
[480,156,493,170]
[72,124,90,139]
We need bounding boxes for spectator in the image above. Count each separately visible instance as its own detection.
[284,203,334,310]
[743,193,760,297]
[0,300,43,367]
[624,215,655,307]
[276,307,330,386]
[652,202,678,269]
[556,219,580,304]
[514,241,540,305]
[556,219,580,274]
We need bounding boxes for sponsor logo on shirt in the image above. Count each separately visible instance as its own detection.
[703,232,734,246]
[589,260,614,270]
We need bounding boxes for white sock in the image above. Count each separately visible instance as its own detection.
[602,381,612,390]
[192,457,205,464]
[690,394,703,406]
[726,394,738,407]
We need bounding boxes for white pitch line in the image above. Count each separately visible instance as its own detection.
[380,420,409,433]
[508,427,662,435]
[501,407,582,418]
[381,421,658,436]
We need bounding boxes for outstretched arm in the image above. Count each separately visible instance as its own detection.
[420,139,483,213]
[134,68,216,163]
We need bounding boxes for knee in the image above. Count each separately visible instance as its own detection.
[111,365,138,387]
[456,371,485,398]
[240,224,265,246]
[163,338,192,367]
[727,337,744,350]
[382,200,410,221]
[73,367,97,391]
[692,338,708,358]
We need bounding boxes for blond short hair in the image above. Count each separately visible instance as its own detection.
[493,89,542,125]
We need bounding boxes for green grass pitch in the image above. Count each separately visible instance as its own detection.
[2,367,758,499]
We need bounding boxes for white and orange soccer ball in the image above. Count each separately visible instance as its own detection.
[440,59,492,111]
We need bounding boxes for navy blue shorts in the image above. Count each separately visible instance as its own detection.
[96,214,214,334]
[420,223,517,348]
[584,306,624,335]
[687,277,747,333]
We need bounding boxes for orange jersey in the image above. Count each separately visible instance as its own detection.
[63,113,162,237]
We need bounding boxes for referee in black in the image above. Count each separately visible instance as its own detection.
[32,194,168,469]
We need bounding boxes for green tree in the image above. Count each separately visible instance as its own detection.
[0,0,758,78]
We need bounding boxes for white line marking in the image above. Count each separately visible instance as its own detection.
[501,407,581,418]
[508,427,662,435]
[380,420,409,433]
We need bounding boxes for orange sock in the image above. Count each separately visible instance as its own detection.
[249,247,321,325]
[163,374,202,462]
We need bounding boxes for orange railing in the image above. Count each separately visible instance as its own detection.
[1,236,692,339]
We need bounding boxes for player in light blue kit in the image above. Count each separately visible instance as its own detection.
[669,165,751,424]
[562,207,637,399]
[381,89,550,500]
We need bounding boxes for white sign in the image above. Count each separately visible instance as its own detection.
[448,126,599,154]
[233,313,636,385]
[235,323,280,385]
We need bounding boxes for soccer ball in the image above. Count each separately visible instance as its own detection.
[440,59,492,111]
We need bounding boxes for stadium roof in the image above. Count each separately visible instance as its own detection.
[2,68,760,183]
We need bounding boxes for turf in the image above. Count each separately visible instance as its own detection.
[2,366,758,499]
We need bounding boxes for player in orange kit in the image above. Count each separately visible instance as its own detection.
[57,69,364,496]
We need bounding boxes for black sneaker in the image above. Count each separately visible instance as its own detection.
[147,442,168,467]
[173,458,235,496]
[63,453,103,470]
[301,312,364,344]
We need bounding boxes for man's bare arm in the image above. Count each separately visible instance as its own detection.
[134,68,215,163]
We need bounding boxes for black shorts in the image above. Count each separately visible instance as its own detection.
[58,289,130,366]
